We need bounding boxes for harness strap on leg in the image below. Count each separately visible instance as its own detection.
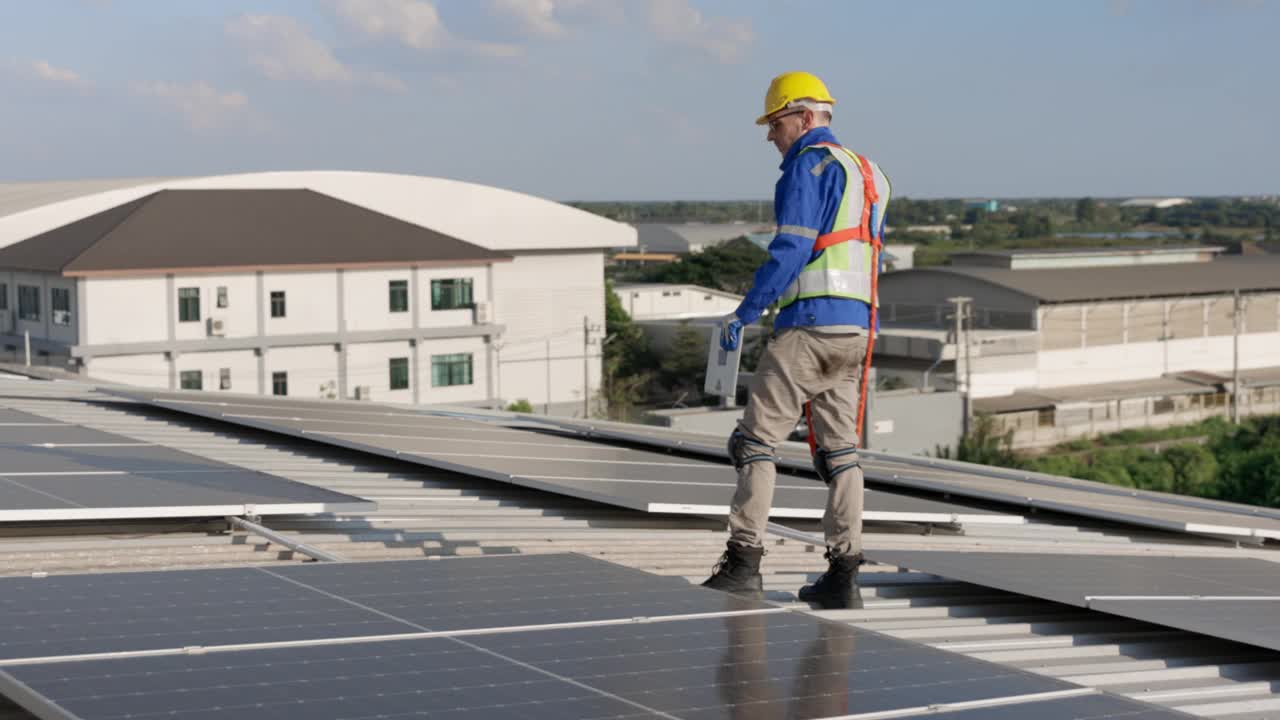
[728,430,776,471]
[814,447,860,485]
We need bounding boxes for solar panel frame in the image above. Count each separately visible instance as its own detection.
[867,549,1280,653]
[0,554,771,666]
[107,389,1023,526]
[509,414,1280,540]
[0,598,1194,720]
[1087,598,1280,654]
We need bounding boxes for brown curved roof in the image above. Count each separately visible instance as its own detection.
[0,189,510,276]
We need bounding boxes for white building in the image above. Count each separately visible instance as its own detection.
[614,283,741,321]
[0,172,635,414]
[1119,197,1193,209]
[875,248,1280,446]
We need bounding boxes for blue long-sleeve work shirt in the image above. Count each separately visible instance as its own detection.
[734,127,887,331]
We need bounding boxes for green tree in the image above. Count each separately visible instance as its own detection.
[600,280,655,418]
[936,414,1020,466]
[505,398,534,413]
[636,237,767,294]
[658,322,708,402]
[1161,444,1218,496]
[1075,197,1098,223]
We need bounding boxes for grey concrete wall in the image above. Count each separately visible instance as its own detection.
[644,386,963,458]
[866,389,964,456]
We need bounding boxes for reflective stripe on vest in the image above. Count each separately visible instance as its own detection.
[779,143,883,309]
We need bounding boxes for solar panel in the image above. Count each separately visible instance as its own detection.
[0,405,371,522]
[0,583,1191,720]
[514,415,1280,541]
[0,554,767,664]
[869,550,1280,652]
[463,612,1181,720]
[2,637,674,720]
[108,390,1023,526]
[1088,598,1280,655]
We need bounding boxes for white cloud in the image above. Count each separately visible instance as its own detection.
[333,0,521,58]
[29,60,85,86]
[226,14,405,90]
[646,0,754,64]
[227,14,355,83]
[487,0,566,38]
[133,81,249,131]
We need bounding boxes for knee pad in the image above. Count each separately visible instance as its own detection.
[814,447,860,485]
[727,430,776,470]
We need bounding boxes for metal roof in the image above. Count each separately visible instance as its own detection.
[0,171,637,253]
[974,375,1219,414]
[0,189,510,276]
[951,245,1223,258]
[0,377,1279,719]
[884,257,1280,303]
[0,177,177,219]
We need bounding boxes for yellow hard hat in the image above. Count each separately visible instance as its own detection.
[756,71,836,125]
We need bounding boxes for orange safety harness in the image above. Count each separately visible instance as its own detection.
[802,143,882,455]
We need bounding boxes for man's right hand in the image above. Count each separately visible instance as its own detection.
[719,314,744,352]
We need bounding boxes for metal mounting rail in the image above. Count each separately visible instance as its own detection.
[228,516,345,562]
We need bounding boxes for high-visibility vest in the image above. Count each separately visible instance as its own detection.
[778,143,890,309]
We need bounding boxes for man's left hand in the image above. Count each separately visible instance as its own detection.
[719,314,744,351]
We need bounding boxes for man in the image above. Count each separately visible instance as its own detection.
[701,71,891,609]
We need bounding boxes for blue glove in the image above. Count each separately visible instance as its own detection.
[719,314,744,352]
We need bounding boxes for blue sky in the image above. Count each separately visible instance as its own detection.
[2,0,1275,201]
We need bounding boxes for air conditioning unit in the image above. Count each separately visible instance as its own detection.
[354,385,372,401]
[473,302,492,324]
[207,317,227,337]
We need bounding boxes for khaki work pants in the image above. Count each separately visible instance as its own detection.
[729,327,869,555]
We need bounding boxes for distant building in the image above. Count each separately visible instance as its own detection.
[614,283,741,321]
[632,222,768,255]
[948,245,1223,271]
[875,255,1280,447]
[882,244,916,271]
[1119,197,1193,209]
[896,224,952,237]
[0,172,635,415]
[965,199,1000,213]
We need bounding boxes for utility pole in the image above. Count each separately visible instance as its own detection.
[1232,289,1244,424]
[948,296,973,437]
[583,316,591,418]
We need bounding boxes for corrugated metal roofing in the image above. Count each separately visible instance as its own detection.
[884,258,1280,303]
[0,189,510,275]
[0,377,1279,719]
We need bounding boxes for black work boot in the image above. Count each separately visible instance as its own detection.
[701,542,764,596]
[798,550,864,609]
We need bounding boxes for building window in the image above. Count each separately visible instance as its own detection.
[431,278,473,310]
[389,280,409,313]
[272,371,288,396]
[389,357,410,390]
[17,285,40,322]
[216,286,228,308]
[270,291,286,318]
[0,283,8,311]
[1036,408,1056,428]
[50,288,72,326]
[179,370,202,390]
[177,287,200,322]
[431,353,473,387]
[219,368,231,390]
